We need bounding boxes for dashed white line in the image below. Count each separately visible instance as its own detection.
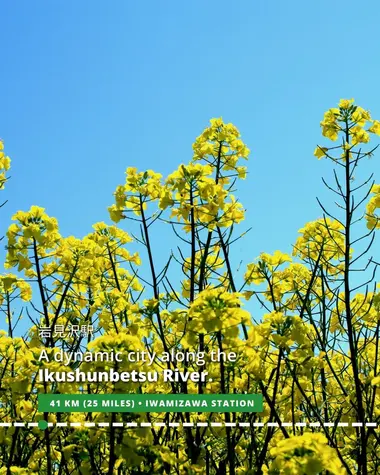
[0,421,377,429]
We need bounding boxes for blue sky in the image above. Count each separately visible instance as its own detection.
[1,1,380,318]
